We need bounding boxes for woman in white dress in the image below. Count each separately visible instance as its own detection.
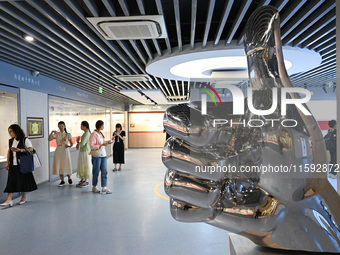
[48,121,73,187]
[76,121,92,187]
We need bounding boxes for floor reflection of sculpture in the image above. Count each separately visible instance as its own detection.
[162,5,340,253]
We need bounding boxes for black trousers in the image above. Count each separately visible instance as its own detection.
[329,149,337,175]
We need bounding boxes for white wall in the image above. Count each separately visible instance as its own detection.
[306,100,337,121]
[20,89,49,184]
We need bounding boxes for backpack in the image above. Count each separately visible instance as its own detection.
[324,130,336,150]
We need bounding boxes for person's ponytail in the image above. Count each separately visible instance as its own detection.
[81,121,91,133]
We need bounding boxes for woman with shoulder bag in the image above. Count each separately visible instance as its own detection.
[0,124,37,207]
[89,120,112,194]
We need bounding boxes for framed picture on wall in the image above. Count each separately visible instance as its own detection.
[27,117,44,138]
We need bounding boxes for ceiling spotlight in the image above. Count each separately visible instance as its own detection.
[23,35,34,41]
[31,70,40,77]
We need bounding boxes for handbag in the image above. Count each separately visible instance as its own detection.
[33,152,42,169]
[19,149,34,174]
[90,149,102,157]
[19,138,41,173]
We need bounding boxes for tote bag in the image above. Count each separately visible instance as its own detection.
[33,152,42,169]
[19,149,34,174]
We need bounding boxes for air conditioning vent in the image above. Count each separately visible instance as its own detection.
[87,15,168,40]
[100,21,160,40]
[114,74,152,82]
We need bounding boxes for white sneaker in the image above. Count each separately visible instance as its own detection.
[101,188,112,194]
[92,186,100,193]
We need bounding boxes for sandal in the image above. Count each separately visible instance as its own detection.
[101,188,112,194]
[76,180,84,187]
[80,182,89,187]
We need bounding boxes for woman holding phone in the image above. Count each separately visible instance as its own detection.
[89,120,112,194]
[0,124,37,207]
[112,123,125,171]
[48,121,73,187]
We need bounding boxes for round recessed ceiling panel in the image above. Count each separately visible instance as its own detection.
[146,42,321,81]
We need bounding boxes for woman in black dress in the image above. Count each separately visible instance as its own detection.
[112,123,125,171]
[0,124,37,207]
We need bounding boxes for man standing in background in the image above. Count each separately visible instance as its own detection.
[325,120,337,179]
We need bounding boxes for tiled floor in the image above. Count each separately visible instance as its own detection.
[0,149,228,255]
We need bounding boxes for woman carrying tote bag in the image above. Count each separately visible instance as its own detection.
[0,124,37,207]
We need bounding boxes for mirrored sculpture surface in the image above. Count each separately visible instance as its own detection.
[162,6,340,253]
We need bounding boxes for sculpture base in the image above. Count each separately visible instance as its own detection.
[228,234,335,254]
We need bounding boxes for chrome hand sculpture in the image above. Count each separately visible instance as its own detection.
[162,6,340,253]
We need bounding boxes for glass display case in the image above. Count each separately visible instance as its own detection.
[0,91,18,163]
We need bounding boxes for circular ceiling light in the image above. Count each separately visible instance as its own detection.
[146,42,320,81]
[24,35,34,41]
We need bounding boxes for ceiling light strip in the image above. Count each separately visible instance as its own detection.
[202,0,216,48]
[175,80,180,96]
[15,0,128,75]
[101,0,117,16]
[215,0,234,46]
[281,0,324,39]
[168,79,176,96]
[2,4,124,89]
[155,0,171,54]
[275,0,290,12]
[173,0,183,52]
[0,28,127,92]
[282,1,336,45]
[225,0,252,45]
[160,78,172,96]
[190,0,197,50]
[279,0,307,28]
[153,76,170,98]
[182,81,185,98]
[0,33,121,90]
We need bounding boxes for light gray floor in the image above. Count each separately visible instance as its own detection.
[0,149,228,255]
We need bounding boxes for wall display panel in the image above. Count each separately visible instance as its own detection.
[0,91,18,162]
[128,112,166,148]
[129,112,164,132]
[49,98,111,151]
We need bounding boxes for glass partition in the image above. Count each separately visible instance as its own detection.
[49,98,111,151]
[0,91,18,162]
